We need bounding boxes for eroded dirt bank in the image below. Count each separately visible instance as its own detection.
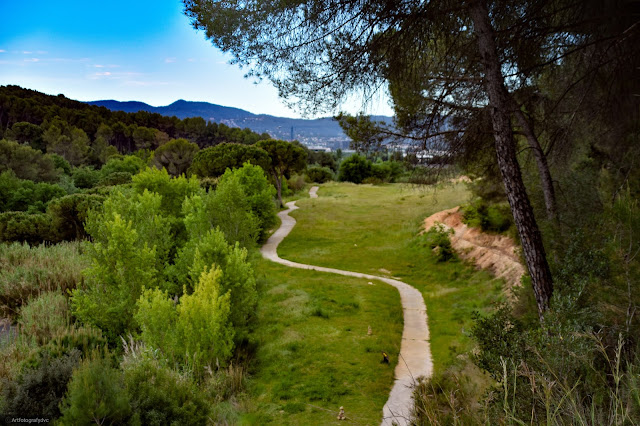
[423,207,525,299]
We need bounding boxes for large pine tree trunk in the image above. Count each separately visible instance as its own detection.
[469,0,554,317]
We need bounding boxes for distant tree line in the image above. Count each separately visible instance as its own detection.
[0,85,271,161]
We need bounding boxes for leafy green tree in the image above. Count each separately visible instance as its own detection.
[72,212,158,342]
[91,123,119,165]
[99,155,145,178]
[132,125,158,150]
[136,267,234,376]
[207,174,259,247]
[338,154,373,184]
[152,138,200,176]
[219,163,277,242]
[50,153,72,175]
[170,227,256,337]
[0,139,59,182]
[9,122,44,151]
[0,211,54,244]
[256,139,307,206]
[47,127,90,166]
[131,167,202,218]
[188,142,271,178]
[306,165,334,183]
[0,170,66,213]
[71,166,101,189]
[47,193,105,241]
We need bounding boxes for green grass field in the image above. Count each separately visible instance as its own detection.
[243,182,503,424]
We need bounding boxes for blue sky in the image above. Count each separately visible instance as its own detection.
[0,0,392,119]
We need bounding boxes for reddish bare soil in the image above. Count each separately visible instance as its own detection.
[423,207,525,300]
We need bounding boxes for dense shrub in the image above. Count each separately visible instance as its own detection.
[0,170,66,213]
[337,154,372,183]
[0,139,60,183]
[0,242,87,318]
[123,355,210,425]
[305,165,334,183]
[195,173,259,248]
[71,166,101,189]
[0,211,54,244]
[47,193,105,241]
[97,171,132,186]
[59,354,131,425]
[135,266,234,377]
[422,223,456,262]
[2,349,81,420]
[217,164,276,243]
[462,200,513,233]
[131,167,202,217]
[72,212,158,342]
[371,161,404,183]
[99,155,146,177]
[170,228,257,337]
[287,174,306,192]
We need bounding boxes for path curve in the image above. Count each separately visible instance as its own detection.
[261,187,433,425]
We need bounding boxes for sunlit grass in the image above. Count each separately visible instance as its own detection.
[278,182,504,370]
[246,182,503,424]
[245,259,402,424]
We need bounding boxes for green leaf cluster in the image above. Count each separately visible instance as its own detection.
[135,266,234,378]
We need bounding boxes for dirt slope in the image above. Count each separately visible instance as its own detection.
[424,207,525,299]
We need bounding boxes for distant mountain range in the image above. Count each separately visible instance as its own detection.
[87,99,393,145]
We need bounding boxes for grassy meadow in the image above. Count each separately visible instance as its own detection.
[243,182,503,423]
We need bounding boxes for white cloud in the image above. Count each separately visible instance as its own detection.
[95,72,112,76]
[24,58,40,62]
[0,50,5,53]
[94,64,105,68]
[165,57,177,63]
[22,51,33,54]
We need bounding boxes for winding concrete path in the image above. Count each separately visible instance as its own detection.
[260,187,433,425]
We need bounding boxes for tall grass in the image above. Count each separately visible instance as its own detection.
[0,242,88,318]
[412,334,640,425]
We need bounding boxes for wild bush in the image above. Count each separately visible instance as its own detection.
[0,211,54,244]
[1,349,81,420]
[423,223,456,262]
[58,352,131,425]
[337,154,372,184]
[223,163,277,242]
[170,228,257,335]
[71,166,101,189]
[462,200,513,233]
[305,165,333,183]
[123,354,210,425]
[135,266,234,378]
[0,170,66,213]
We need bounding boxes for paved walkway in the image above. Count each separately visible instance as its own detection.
[260,187,433,425]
